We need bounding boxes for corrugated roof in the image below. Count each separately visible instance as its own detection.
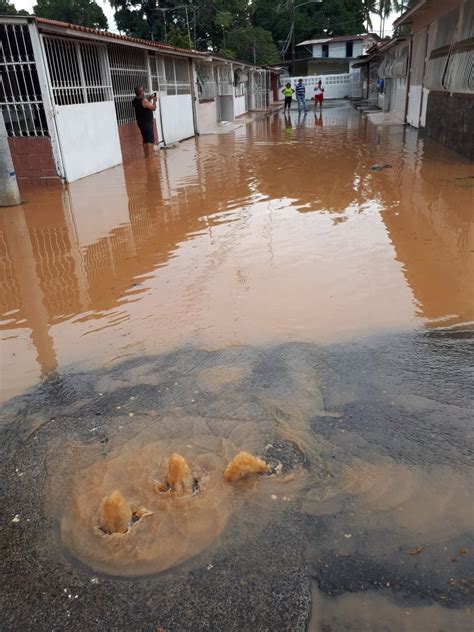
[392,0,428,28]
[34,17,208,57]
[297,33,379,47]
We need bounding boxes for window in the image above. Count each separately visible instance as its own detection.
[163,57,191,96]
[108,44,148,124]
[44,36,112,106]
[0,23,48,137]
[322,43,329,58]
[346,41,353,57]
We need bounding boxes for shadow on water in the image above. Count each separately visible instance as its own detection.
[1,331,473,630]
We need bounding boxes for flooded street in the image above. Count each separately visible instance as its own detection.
[1,103,473,631]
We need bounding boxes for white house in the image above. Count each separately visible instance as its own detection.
[296,33,380,76]
[0,15,279,186]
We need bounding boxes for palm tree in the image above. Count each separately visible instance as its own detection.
[362,0,378,31]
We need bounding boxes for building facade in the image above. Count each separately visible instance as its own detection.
[296,34,380,76]
[1,15,279,187]
[352,0,473,159]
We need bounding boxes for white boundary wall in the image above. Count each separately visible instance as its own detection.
[289,74,351,99]
[55,102,122,182]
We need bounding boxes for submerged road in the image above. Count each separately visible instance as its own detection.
[1,103,473,631]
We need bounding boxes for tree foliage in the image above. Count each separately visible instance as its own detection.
[0,0,29,15]
[107,0,402,62]
[33,0,108,29]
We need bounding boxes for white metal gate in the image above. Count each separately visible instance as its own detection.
[407,28,428,128]
[159,55,194,144]
[42,35,121,182]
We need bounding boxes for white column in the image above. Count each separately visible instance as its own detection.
[0,115,21,207]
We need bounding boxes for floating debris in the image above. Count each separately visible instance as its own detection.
[409,546,424,556]
[11,514,20,523]
[370,163,393,172]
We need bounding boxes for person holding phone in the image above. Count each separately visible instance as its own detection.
[132,86,157,158]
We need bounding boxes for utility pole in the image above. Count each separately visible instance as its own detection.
[0,115,21,207]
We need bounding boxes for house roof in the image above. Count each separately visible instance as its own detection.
[34,17,208,58]
[297,33,379,47]
[392,0,429,28]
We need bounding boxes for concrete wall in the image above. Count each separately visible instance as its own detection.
[196,100,218,134]
[289,74,351,99]
[308,60,349,75]
[55,101,122,182]
[8,136,60,189]
[234,95,247,117]
[424,92,474,159]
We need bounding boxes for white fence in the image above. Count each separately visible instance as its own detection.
[289,73,351,99]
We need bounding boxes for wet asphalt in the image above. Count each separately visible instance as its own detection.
[1,329,473,631]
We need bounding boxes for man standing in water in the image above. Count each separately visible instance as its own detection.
[132,86,157,158]
[295,79,307,113]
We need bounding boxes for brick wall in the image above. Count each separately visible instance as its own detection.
[118,120,159,163]
[424,93,474,160]
[8,137,60,188]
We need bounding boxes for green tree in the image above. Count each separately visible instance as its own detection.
[166,24,191,48]
[0,0,29,14]
[33,0,108,29]
[226,26,280,65]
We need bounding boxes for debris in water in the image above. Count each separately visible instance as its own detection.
[224,451,269,482]
[99,490,132,534]
[370,163,392,171]
[409,546,424,556]
[459,547,468,557]
[11,514,20,523]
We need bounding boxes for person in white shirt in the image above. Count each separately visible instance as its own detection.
[314,79,324,112]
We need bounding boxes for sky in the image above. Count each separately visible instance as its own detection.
[14,0,394,38]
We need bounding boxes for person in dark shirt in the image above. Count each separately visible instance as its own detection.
[132,86,157,158]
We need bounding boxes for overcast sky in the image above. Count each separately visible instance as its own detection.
[14,0,394,38]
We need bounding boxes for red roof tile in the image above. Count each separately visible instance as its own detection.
[35,17,208,57]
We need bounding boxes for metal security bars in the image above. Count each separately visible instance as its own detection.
[43,35,112,106]
[108,44,149,124]
[0,22,48,137]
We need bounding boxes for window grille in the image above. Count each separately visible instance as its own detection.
[444,0,474,94]
[424,7,460,92]
[43,35,112,106]
[196,61,216,101]
[108,43,149,124]
[0,22,48,137]
[162,56,191,96]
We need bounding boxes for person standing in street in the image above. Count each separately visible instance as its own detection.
[282,82,295,113]
[132,86,157,158]
[295,79,307,113]
[314,79,324,113]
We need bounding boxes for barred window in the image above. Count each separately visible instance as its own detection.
[43,35,112,106]
[0,22,48,137]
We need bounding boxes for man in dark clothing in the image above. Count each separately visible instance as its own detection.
[132,86,157,158]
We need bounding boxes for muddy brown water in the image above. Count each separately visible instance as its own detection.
[0,105,473,629]
[1,105,472,403]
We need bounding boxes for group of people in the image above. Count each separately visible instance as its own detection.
[282,78,324,114]
[132,78,324,159]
